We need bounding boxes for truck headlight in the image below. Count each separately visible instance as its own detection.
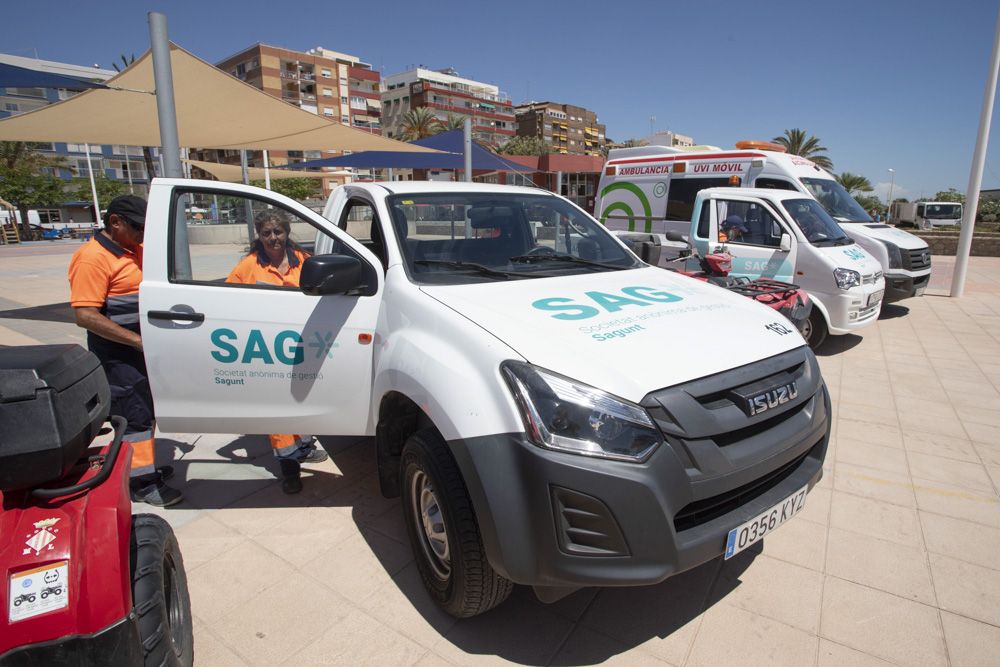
[833,267,861,290]
[882,241,903,269]
[501,361,662,462]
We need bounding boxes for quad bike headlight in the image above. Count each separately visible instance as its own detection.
[501,361,662,462]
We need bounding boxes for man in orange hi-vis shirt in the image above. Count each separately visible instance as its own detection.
[68,195,183,507]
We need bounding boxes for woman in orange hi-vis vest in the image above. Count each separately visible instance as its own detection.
[226,210,329,494]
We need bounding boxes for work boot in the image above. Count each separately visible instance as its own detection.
[279,457,302,495]
[156,465,174,481]
[294,438,328,464]
[130,475,183,507]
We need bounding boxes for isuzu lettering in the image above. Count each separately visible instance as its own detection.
[139,179,830,617]
[597,141,931,303]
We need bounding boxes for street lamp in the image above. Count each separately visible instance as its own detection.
[886,168,896,222]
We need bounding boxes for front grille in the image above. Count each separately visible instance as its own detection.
[862,271,882,285]
[673,441,822,532]
[903,247,932,271]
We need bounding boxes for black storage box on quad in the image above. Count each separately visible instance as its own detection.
[0,345,110,492]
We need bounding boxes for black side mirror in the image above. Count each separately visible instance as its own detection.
[665,230,687,243]
[300,254,365,295]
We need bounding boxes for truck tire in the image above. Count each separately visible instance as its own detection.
[803,309,828,349]
[401,428,512,618]
[130,514,194,667]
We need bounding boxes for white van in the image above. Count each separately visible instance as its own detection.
[597,142,931,303]
[690,188,886,346]
[140,179,830,617]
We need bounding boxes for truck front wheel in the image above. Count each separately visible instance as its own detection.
[802,309,829,349]
[401,429,512,618]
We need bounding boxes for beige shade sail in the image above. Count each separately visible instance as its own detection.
[0,44,436,153]
[182,158,350,182]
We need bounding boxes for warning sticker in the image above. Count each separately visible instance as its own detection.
[8,561,69,623]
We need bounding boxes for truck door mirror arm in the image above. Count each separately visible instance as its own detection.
[779,233,792,252]
[300,255,367,296]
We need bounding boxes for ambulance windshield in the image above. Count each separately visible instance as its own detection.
[800,178,872,223]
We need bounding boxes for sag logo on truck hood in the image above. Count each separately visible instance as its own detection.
[842,247,867,262]
[532,286,683,321]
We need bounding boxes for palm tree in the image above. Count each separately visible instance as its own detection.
[398,108,443,141]
[835,172,873,195]
[444,114,467,131]
[113,53,157,185]
[772,129,833,171]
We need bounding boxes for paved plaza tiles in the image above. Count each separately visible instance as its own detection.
[2,241,1000,665]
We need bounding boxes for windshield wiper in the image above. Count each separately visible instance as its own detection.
[414,259,535,280]
[508,253,629,271]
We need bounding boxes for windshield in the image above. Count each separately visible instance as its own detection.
[800,177,872,223]
[924,203,962,219]
[387,192,641,284]
[782,198,853,246]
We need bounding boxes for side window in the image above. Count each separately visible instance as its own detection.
[715,200,783,248]
[755,178,798,191]
[170,190,359,290]
[339,199,387,269]
[696,201,710,238]
[666,177,730,221]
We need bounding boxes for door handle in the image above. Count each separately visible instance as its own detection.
[148,310,205,322]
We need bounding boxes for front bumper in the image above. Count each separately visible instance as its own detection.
[819,286,883,336]
[884,271,930,303]
[450,347,830,588]
[0,614,141,667]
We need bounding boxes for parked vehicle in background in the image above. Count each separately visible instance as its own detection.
[137,178,831,617]
[597,141,931,303]
[892,201,963,229]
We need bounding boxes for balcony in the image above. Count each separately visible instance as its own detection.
[280,71,299,80]
[422,79,510,104]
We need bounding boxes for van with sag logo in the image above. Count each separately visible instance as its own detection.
[597,141,930,303]
[682,187,885,347]
[139,179,830,617]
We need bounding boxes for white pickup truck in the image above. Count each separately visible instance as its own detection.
[139,178,830,617]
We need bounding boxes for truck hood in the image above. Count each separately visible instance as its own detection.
[421,267,805,403]
[842,223,928,250]
[815,243,884,276]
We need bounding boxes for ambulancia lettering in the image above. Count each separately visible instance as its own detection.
[748,382,799,416]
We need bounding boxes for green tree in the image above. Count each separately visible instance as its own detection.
[854,195,886,217]
[496,135,550,156]
[932,188,964,202]
[73,175,127,209]
[249,177,319,200]
[444,114,467,131]
[0,142,71,235]
[772,129,833,171]
[834,172,873,195]
[398,108,443,141]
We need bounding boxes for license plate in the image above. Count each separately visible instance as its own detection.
[867,290,884,307]
[724,485,808,559]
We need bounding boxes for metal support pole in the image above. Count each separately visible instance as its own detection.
[240,150,254,243]
[84,143,101,224]
[263,149,271,190]
[885,169,895,222]
[952,9,1000,298]
[125,153,134,194]
[463,117,472,183]
[148,12,182,178]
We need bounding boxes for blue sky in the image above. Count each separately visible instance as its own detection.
[3,0,998,200]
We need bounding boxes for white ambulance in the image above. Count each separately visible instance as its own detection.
[139,178,830,617]
[597,141,932,303]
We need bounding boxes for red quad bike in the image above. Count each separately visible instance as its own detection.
[620,232,814,345]
[0,345,193,666]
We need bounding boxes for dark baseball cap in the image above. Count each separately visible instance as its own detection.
[104,195,147,228]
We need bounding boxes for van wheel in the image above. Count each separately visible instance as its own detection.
[130,514,194,666]
[401,429,512,618]
[802,309,828,349]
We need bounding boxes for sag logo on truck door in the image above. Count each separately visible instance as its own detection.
[210,328,338,365]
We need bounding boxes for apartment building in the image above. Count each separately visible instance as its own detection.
[514,102,606,157]
[194,43,382,190]
[381,68,514,146]
[0,53,153,224]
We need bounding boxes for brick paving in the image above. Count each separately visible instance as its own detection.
[3,240,1000,665]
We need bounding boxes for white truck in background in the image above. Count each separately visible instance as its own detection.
[892,201,963,229]
[597,142,932,303]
